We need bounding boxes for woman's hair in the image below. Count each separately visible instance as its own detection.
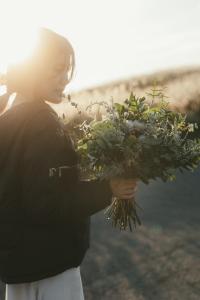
[0,27,75,114]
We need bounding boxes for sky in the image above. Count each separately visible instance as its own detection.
[0,0,200,93]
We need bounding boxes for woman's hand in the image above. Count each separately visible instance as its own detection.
[109,177,138,199]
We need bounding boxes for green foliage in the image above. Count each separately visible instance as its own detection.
[75,89,200,184]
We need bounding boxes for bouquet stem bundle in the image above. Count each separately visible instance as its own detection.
[105,196,142,231]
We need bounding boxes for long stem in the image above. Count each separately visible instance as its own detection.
[104,196,143,231]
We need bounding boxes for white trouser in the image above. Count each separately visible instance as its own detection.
[5,267,85,300]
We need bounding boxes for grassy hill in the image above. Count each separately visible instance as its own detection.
[65,66,200,115]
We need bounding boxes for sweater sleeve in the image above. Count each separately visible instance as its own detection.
[20,112,113,224]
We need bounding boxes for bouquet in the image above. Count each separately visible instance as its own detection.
[65,89,200,231]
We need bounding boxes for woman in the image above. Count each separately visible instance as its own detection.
[0,27,137,300]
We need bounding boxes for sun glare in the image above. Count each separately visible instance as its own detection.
[0,26,39,74]
[0,23,40,98]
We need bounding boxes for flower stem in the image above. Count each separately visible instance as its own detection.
[104,196,143,231]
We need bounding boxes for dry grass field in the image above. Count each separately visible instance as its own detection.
[62,66,200,118]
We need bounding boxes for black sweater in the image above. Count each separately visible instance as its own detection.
[0,100,112,284]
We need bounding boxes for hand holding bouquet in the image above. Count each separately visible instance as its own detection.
[65,89,200,231]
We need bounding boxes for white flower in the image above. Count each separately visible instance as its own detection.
[188,124,194,132]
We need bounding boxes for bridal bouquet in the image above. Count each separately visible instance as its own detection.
[65,89,200,231]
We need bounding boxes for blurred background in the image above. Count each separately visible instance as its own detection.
[0,0,200,299]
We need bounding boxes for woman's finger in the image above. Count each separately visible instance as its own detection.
[118,191,136,199]
[120,194,135,199]
[121,186,137,193]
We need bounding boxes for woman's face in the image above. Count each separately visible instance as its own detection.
[37,51,71,104]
